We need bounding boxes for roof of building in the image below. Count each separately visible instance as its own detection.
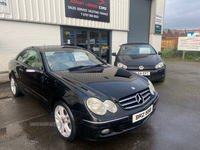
[163,29,177,34]
[163,29,168,33]
[170,29,176,34]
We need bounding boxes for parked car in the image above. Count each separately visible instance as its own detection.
[112,43,166,82]
[91,44,109,57]
[9,45,159,141]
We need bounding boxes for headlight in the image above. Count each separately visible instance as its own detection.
[155,62,164,69]
[103,100,117,113]
[87,98,107,116]
[148,80,155,95]
[117,63,127,69]
[86,98,118,116]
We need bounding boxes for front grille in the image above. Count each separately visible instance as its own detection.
[119,88,151,110]
[127,66,156,70]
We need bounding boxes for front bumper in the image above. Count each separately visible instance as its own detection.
[76,93,159,141]
[128,67,166,81]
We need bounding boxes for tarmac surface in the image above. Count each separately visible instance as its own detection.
[0,60,200,150]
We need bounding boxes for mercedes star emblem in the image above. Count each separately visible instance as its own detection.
[136,94,144,104]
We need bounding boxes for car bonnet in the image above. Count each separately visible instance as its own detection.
[53,66,149,100]
[117,54,162,66]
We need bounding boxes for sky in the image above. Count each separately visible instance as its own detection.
[164,0,200,30]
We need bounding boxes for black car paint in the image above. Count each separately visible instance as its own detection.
[114,44,166,81]
[116,55,163,67]
[8,46,159,140]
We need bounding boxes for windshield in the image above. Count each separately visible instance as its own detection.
[44,49,104,71]
[119,45,157,55]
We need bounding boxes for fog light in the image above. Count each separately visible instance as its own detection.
[101,129,110,135]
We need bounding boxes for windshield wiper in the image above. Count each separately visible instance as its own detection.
[67,64,104,71]
[93,64,104,67]
[67,66,85,71]
[67,65,95,71]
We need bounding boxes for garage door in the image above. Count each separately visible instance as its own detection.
[128,0,152,43]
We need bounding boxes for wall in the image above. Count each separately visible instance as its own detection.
[0,20,61,72]
[0,0,129,31]
[111,30,128,65]
[150,35,162,52]
[149,0,166,51]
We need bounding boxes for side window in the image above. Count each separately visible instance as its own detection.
[17,51,29,63]
[17,50,43,70]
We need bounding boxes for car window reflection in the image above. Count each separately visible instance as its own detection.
[45,50,104,71]
[119,45,156,55]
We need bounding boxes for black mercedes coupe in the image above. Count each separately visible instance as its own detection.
[8,46,159,141]
[112,43,166,82]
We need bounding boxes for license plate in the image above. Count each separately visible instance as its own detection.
[134,71,150,76]
[132,105,153,123]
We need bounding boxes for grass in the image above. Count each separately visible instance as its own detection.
[161,49,200,61]
[162,50,173,55]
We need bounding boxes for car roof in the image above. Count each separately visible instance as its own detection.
[121,43,149,46]
[30,45,86,52]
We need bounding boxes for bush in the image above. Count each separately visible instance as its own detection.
[161,49,200,61]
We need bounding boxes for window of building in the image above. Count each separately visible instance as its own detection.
[63,28,74,45]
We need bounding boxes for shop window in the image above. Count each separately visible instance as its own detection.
[102,31,109,62]
[63,28,74,45]
[77,30,87,49]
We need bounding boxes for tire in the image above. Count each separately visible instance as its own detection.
[54,101,77,141]
[10,76,21,97]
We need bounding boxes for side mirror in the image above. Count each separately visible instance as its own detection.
[26,67,43,73]
[158,51,163,55]
[112,52,117,56]
[102,59,107,63]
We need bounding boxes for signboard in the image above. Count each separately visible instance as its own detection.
[139,48,151,54]
[0,0,9,13]
[155,24,162,34]
[155,15,162,25]
[178,37,200,51]
[155,15,162,34]
[73,52,89,62]
[65,0,110,23]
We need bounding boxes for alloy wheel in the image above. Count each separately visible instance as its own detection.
[10,78,16,95]
[54,105,72,138]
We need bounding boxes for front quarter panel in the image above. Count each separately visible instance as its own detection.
[46,73,90,114]
[8,59,19,81]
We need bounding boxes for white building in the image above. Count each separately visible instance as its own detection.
[0,0,166,82]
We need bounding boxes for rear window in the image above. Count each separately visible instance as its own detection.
[119,45,157,55]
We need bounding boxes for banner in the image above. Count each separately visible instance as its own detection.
[178,37,200,51]
[65,0,110,23]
